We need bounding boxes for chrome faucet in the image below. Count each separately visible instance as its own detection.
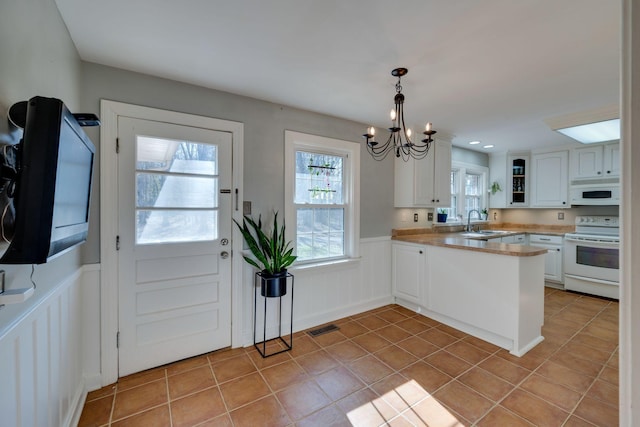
[466,209,482,232]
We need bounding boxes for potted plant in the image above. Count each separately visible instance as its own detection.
[490,181,502,195]
[481,208,488,220]
[437,209,448,223]
[234,212,297,297]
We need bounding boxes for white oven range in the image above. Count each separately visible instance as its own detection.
[564,215,619,299]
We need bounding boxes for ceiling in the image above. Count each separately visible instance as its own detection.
[54,0,621,153]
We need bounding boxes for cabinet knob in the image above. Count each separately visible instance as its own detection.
[431,199,435,203]
[597,171,602,175]
[436,199,440,203]
[562,201,566,205]
[419,250,423,254]
[607,170,611,174]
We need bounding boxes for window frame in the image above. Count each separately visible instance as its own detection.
[447,161,488,223]
[284,131,360,266]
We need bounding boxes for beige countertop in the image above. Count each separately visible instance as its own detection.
[391,224,571,257]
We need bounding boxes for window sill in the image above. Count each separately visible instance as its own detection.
[289,257,361,274]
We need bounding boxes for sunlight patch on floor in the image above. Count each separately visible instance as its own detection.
[347,379,465,426]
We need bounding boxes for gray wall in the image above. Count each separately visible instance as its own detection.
[80,63,396,263]
[452,146,489,167]
[0,0,84,328]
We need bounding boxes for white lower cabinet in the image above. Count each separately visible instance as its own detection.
[392,242,427,306]
[501,234,527,244]
[529,234,563,283]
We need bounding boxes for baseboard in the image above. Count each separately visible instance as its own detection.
[63,381,87,427]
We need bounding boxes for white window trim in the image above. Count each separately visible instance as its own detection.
[284,130,360,266]
[448,160,489,224]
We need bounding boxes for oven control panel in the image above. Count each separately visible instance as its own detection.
[575,216,619,227]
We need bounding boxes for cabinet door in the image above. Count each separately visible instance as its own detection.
[432,139,452,206]
[414,148,436,206]
[392,243,425,305]
[603,143,620,178]
[394,139,451,207]
[571,145,604,179]
[531,151,568,208]
[507,153,529,207]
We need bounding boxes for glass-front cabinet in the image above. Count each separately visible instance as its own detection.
[508,153,529,207]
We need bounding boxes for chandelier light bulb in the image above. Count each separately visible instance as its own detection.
[369,127,375,136]
[390,109,397,121]
[426,122,432,132]
[406,128,412,138]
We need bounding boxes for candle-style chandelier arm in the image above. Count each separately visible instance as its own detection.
[362,67,437,162]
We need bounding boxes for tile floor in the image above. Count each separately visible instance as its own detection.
[79,288,619,426]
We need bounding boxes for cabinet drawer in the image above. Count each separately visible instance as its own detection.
[529,234,563,245]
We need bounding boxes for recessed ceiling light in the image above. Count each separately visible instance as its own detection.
[483,144,494,149]
[469,140,481,145]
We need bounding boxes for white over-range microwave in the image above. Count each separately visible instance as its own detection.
[570,183,620,205]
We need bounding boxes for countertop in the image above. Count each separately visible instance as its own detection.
[391,224,572,257]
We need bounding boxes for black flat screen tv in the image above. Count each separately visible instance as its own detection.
[0,96,96,264]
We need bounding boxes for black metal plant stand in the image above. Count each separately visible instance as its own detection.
[253,271,294,358]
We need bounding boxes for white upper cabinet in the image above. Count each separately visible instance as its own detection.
[531,150,569,208]
[603,142,620,177]
[507,153,530,207]
[395,138,452,207]
[570,142,619,180]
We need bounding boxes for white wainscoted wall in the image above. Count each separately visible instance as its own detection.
[0,264,100,427]
[0,237,391,427]
[245,237,393,345]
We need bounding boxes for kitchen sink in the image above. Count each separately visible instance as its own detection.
[459,230,511,238]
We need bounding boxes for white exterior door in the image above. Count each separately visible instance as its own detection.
[117,116,232,376]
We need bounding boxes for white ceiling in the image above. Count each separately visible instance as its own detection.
[54,0,621,153]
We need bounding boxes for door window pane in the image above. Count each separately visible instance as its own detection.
[136,137,218,244]
[137,210,218,244]
[136,173,217,208]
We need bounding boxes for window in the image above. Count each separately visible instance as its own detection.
[136,137,219,244]
[285,131,360,264]
[445,161,488,222]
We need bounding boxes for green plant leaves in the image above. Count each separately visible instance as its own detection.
[233,211,297,275]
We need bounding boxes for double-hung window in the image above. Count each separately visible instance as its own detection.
[446,161,488,222]
[285,131,360,264]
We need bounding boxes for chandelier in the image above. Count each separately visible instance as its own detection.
[363,67,436,161]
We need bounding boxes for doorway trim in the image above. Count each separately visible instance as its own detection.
[99,100,244,386]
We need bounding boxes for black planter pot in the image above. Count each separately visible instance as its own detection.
[260,270,288,297]
[437,213,448,223]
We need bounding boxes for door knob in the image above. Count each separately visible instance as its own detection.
[221,251,229,259]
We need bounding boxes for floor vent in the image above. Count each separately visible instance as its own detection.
[307,324,340,337]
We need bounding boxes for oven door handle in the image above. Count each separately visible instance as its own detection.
[564,273,620,286]
[564,236,619,245]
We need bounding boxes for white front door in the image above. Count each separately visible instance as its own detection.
[117,116,232,377]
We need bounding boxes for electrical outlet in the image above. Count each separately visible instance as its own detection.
[414,213,419,222]
[558,212,565,220]
[428,212,433,221]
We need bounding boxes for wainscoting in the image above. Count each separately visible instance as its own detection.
[0,265,98,427]
[245,237,393,345]
[0,237,392,427]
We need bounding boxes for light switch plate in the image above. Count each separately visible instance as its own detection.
[558,212,565,220]
[428,212,434,221]
[243,201,252,216]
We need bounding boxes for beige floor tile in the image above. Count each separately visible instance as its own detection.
[111,405,171,427]
[167,365,216,400]
[229,395,291,427]
[218,372,271,410]
[501,389,569,426]
[111,379,168,421]
[276,379,331,421]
